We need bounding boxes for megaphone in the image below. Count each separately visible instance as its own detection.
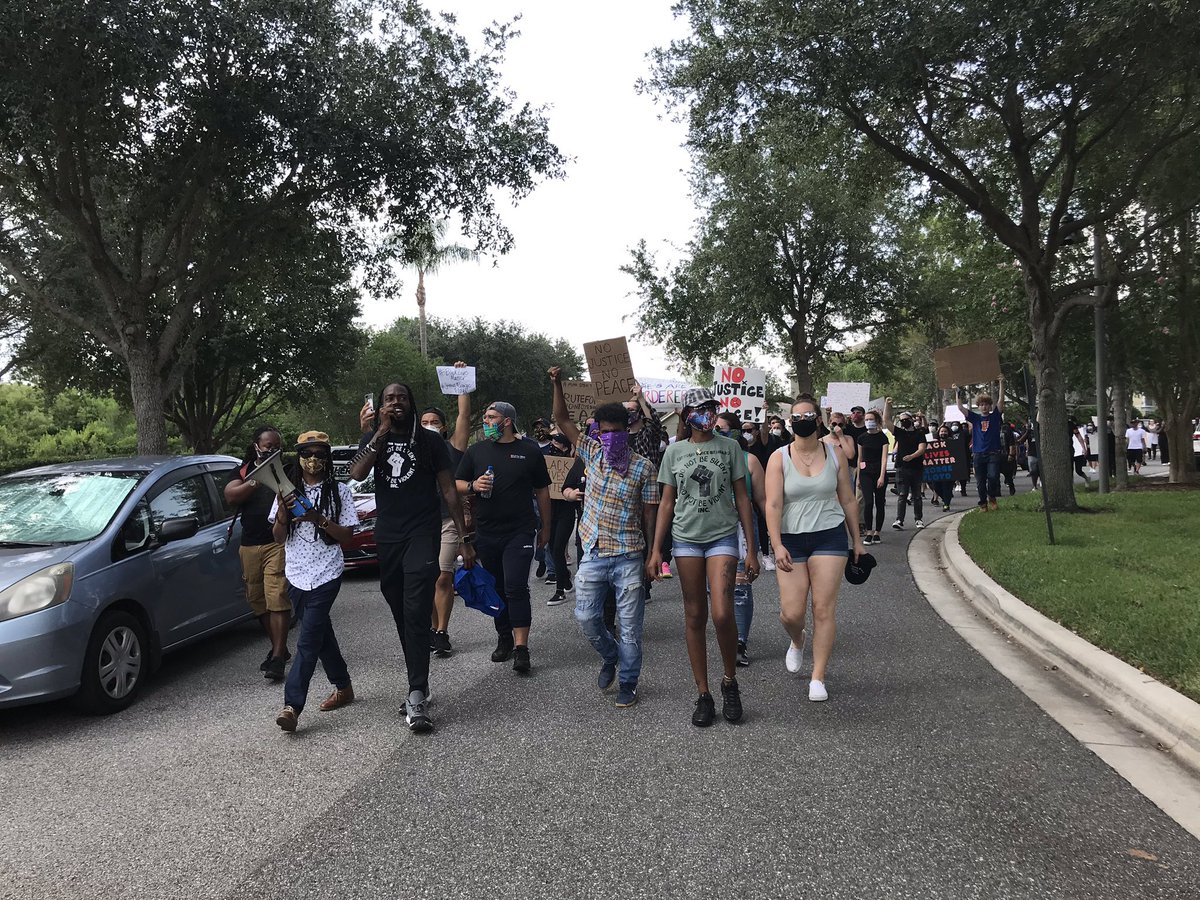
[246,450,315,518]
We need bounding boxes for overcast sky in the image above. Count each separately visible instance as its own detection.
[358,1,700,381]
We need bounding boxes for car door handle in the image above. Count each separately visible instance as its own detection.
[211,538,227,555]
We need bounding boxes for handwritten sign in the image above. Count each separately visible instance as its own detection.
[583,337,637,401]
[943,404,967,423]
[922,437,970,482]
[712,364,767,423]
[561,380,597,424]
[825,382,871,414]
[868,396,886,412]
[641,377,692,413]
[933,340,1001,389]
[546,455,575,501]
[436,366,476,395]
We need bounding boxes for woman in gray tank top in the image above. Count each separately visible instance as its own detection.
[764,396,866,703]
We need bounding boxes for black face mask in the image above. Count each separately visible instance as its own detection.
[792,416,819,438]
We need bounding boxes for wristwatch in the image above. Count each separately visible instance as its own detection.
[461,533,475,545]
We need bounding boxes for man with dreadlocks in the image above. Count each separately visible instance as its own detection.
[270,431,360,733]
[350,381,475,733]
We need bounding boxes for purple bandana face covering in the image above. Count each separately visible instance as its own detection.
[598,430,631,475]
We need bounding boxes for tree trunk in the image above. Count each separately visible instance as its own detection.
[1162,408,1199,483]
[416,268,428,359]
[1029,302,1078,512]
[1113,378,1129,489]
[127,347,169,455]
[789,327,812,395]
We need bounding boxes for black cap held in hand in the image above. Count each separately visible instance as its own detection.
[844,552,877,585]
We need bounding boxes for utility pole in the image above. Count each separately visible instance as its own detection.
[1094,225,1110,493]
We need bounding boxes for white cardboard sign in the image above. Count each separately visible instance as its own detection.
[436,366,476,395]
[640,377,692,413]
[943,404,967,423]
[712,364,767,423]
[825,382,871,413]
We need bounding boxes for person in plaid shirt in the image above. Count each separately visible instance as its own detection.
[549,366,659,709]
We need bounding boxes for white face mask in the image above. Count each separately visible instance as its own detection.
[422,425,441,434]
[771,428,782,437]
[865,421,879,431]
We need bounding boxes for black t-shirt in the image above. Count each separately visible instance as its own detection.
[363,427,452,541]
[456,437,551,535]
[856,431,890,474]
[893,428,927,471]
[843,422,867,444]
[235,462,277,546]
[440,442,464,519]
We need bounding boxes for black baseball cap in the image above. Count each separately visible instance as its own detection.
[844,552,877,585]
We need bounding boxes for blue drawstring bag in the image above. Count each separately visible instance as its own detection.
[454,565,506,618]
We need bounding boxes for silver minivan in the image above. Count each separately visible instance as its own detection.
[0,455,251,714]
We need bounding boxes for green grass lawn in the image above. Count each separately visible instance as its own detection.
[958,490,1200,703]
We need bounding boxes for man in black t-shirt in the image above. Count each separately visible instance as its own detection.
[456,400,552,674]
[349,382,474,733]
[891,412,927,530]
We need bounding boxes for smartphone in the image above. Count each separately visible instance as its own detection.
[364,393,375,414]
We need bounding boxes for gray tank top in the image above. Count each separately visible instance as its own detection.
[777,442,846,534]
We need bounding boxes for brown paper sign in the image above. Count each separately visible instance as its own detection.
[546,455,575,501]
[583,336,637,401]
[933,340,1002,389]
[561,380,597,424]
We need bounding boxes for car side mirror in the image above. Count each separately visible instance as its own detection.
[158,517,200,543]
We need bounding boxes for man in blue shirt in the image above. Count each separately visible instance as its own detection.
[954,377,1005,511]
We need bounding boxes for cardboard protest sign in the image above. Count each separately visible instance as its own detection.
[436,366,476,395]
[545,455,575,501]
[583,337,637,401]
[922,436,971,482]
[712,364,767,423]
[561,380,597,424]
[932,340,1002,389]
[868,396,886,412]
[820,395,829,409]
[943,404,967,423]
[641,377,691,413]
[825,382,871,413]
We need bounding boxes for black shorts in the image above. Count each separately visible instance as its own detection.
[1127,449,1144,465]
[779,525,849,562]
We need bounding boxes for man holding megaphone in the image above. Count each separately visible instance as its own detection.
[349,382,475,734]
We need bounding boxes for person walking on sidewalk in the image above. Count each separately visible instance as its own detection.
[551,368,659,709]
[890,412,927,530]
[647,388,760,727]
[223,425,292,681]
[765,397,866,703]
[955,378,1006,511]
[349,383,475,731]
[456,401,551,674]
[272,431,361,733]
[856,410,890,543]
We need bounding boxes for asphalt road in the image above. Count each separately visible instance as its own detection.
[2,474,1198,900]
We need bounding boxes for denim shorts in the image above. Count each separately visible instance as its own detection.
[779,525,849,561]
[673,531,739,559]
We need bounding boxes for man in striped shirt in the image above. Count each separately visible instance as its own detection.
[549,366,659,709]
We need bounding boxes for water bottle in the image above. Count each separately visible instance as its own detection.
[481,465,494,499]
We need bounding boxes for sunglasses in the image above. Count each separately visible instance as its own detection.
[793,412,819,421]
[298,448,328,459]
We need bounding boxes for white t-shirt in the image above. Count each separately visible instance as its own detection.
[1072,434,1087,457]
[1125,427,1146,450]
[269,481,359,590]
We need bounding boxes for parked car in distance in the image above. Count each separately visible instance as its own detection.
[0,456,251,714]
[342,471,378,570]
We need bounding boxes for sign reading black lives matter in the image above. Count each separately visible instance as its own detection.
[922,436,971,482]
[712,363,767,423]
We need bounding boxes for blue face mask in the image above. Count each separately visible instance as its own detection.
[717,428,733,438]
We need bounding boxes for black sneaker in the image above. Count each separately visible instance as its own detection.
[544,575,556,585]
[736,641,750,667]
[491,634,514,662]
[615,682,638,708]
[405,690,433,733]
[431,630,453,658]
[535,559,546,579]
[598,660,617,691]
[264,655,285,682]
[721,677,743,723]
[512,645,531,674]
[692,692,716,727]
[259,649,273,673]
[547,591,567,607]
[943,503,951,512]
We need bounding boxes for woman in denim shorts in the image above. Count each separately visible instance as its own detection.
[765,396,866,703]
[648,389,760,728]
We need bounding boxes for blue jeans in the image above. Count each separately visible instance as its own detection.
[973,451,1003,503]
[734,517,758,644]
[284,578,350,714]
[574,551,646,685]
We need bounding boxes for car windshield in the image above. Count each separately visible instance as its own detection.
[0,471,145,545]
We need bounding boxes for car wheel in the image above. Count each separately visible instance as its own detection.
[74,610,148,715]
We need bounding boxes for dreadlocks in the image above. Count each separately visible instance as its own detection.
[284,454,343,544]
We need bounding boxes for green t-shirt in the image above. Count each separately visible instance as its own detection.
[658,434,748,543]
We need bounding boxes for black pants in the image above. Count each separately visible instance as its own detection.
[860,472,887,531]
[476,529,536,635]
[377,535,438,697]
[550,504,576,591]
[755,506,771,556]
[931,479,954,506]
[1073,455,1090,479]
[895,468,923,522]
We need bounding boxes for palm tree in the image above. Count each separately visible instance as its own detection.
[400,220,478,358]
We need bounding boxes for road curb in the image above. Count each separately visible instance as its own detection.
[935,512,1200,776]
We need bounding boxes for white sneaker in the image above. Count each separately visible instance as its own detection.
[762,555,777,571]
[785,640,805,673]
[808,680,829,702]
[891,520,903,530]
[914,520,925,529]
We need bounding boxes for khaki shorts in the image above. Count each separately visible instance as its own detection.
[438,517,460,573]
[240,543,290,615]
